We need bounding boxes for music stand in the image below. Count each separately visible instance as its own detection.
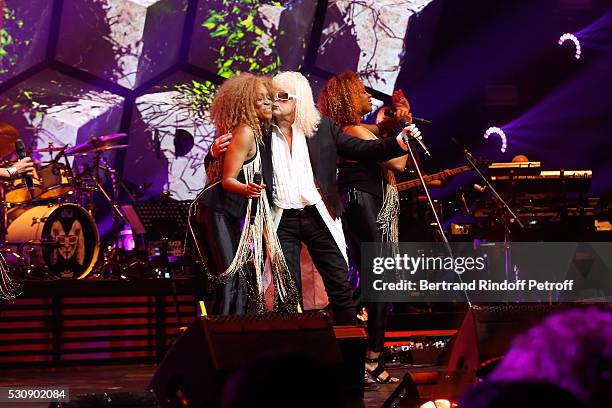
[123,200,190,239]
[123,200,192,327]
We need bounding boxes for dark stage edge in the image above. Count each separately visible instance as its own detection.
[0,363,446,408]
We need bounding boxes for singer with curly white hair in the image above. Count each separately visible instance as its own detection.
[258,71,420,325]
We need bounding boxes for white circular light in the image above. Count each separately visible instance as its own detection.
[558,33,582,60]
[484,126,508,153]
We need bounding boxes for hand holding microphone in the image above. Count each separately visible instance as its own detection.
[400,122,431,157]
[13,139,37,197]
[248,171,264,225]
[12,157,35,177]
[245,171,265,199]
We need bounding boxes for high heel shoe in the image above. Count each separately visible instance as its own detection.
[365,356,400,384]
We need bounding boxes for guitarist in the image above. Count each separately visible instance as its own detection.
[319,74,450,387]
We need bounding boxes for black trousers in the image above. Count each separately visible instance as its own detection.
[276,205,357,325]
[341,188,389,352]
[200,207,248,315]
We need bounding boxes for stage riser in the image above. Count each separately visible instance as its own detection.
[0,280,197,368]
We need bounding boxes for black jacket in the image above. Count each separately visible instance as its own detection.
[261,116,406,217]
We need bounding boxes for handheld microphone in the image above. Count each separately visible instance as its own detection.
[14,139,36,199]
[384,109,432,125]
[250,171,262,224]
[252,171,262,186]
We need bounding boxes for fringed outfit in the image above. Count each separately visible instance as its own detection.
[1,253,19,301]
[215,148,299,314]
[193,145,299,314]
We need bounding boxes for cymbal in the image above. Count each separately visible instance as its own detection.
[98,133,127,143]
[0,122,19,157]
[72,144,128,156]
[65,133,127,155]
[32,146,67,153]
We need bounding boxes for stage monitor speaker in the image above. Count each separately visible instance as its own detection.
[444,304,563,375]
[149,312,366,408]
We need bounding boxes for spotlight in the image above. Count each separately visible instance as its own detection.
[558,33,582,59]
[484,126,508,153]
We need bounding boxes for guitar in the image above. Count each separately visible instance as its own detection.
[395,165,472,192]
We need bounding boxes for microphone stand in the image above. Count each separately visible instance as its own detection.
[456,141,524,283]
[403,134,472,307]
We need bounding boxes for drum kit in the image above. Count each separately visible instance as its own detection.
[0,122,129,280]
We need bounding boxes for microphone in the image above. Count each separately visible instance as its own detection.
[384,109,432,125]
[250,171,262,224]
[252,171,262,186]
[14,139,36,199]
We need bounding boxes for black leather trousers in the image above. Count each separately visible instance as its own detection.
[342,188,390,352]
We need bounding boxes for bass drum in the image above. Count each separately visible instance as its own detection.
[5,204,99,279]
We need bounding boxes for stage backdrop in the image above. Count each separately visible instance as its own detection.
[0,0,437,200]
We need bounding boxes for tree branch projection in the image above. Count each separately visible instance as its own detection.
[133,0,291,198]
[135,86,216,200]
[0,4,25,75]
[202,0,285,78]
[320,0,433,95]
[77,0,147,88]
[5,81,123,165]
[152,0,290,198]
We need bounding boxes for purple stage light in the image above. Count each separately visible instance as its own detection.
[558,33,582,60]
[484,126,508,153]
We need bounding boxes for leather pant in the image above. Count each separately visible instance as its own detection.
[341,188,389,352]
[199,207,248,315]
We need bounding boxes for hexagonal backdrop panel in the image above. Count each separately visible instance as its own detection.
[124,71,216,200]
[0,69,124,170]
[189,0,318,77]
[56,0,188,90]
[0,0,53,82]
[315,0,435,95]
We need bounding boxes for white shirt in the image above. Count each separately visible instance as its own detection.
[271,123,322,209]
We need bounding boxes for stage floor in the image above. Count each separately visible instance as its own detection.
[0,363,433,407]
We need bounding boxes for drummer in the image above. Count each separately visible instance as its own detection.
[1,157,35,180]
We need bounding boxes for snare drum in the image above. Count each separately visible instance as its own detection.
[5,203,99,279]
[38,162,74,199]
[4,167,42,204]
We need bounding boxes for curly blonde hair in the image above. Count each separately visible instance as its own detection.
[211,73,275,142]
[318,71,363,129]
[273,72,321,138]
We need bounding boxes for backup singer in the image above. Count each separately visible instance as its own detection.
[319,71,411,383]
[196,73,298,315]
